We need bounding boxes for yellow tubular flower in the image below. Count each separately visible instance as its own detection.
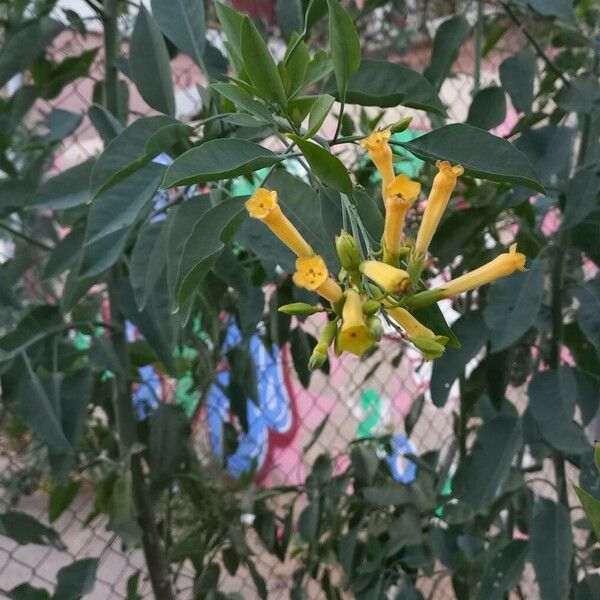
[412,161,464,262]
[338,289,374,356]
[292,256,344,304]
[437,243,527,298]
[359,261,410,295]
[386,306,448,360]
[386,306,435,339]
[245,188,314,257]
[383,175,421,259]
[359,128,394,193]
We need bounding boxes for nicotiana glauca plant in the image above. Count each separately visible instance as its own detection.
[0,0,599,599]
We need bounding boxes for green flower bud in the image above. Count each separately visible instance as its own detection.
[278,302,323,316]
[362,299,381,316]
[335,231,362,274]
[308,320,339,370]
[318,319,339,347]
[308,348,327,370]
[366,315,384,341]
[390,116,413,134]
[411,335,449,360]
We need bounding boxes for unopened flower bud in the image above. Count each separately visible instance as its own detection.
[411,335,449,361]
[362,299,381,316]
[308,348,327,370]
[335,231,362,274]
[390,116,413,134]
[366,315,384,341]
[308,320,338,370]
[278,302,323,316]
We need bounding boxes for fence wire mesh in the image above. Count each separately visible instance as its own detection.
[0,9,561,599]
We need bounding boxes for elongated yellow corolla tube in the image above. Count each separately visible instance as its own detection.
[383,174,421,257]
[386,306,435,339]
[291,255,344,304]
[412,161,464,262]
[359,261,410,295]
[245,188,314,257]
[438,243,527,298]
[359,128,394,195]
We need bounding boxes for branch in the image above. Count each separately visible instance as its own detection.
[501,2,569,86]
[0,222,54,251]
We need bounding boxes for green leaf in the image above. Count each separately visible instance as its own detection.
[289,135,352,193]
[81,162,165,278]
[290,327,317,388]
[528,0,573,20]
[362,485,412,506]
[90,115,177,198]
[175,197,246,307]
[165,195,211,298]
[351,445,379,487]
[240,17,287,107]
[227,346,258,431]
[49,368,92,483]
[54,558,99,600]
[466,87,507,130]
[575,275,600,353]
[499,50,536,113]
[276,0,304,40]
[325,0,361,100]
[151,0,206,67]
[212,82,275,123]
[49,481,82,523]
[351,189,384,242]
[574,485,600,542]
[38,109,82,143]
[298,502,319,541]
[162,139,282,188]
[29,158,95,209]
[454,415,522,514]
[430,312,489,407]
[340,60,445,114]
[530,498,572,600]
[43,227,85,279]
[116,275,177,375]
[403,124,545,193]
[130,220,167,310]
[0,18,65,88]
[477,540,528,600]
[556,75,600,114]
[424,15,471,90]
[7,583,50,600]
[514,125,574,187]
[562,165,600,229]
[88,103,123,144]
[483,256,546,352]
[0,512,65,550]
[215,1,244,58]
[528,368,590,454]
[108,470,142,547]
[149,404,190,490]
[19,355,72,455]
[129,6,175,116]
[306,94,334,137]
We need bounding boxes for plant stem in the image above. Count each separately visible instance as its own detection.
[501,2,569,86]
[102,3,174,598]
[473,0,483,94]
[0,221,54,251]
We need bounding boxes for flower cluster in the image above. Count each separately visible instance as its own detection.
[245,129,526,369]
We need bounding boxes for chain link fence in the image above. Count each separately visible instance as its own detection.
[0,7,557,598]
